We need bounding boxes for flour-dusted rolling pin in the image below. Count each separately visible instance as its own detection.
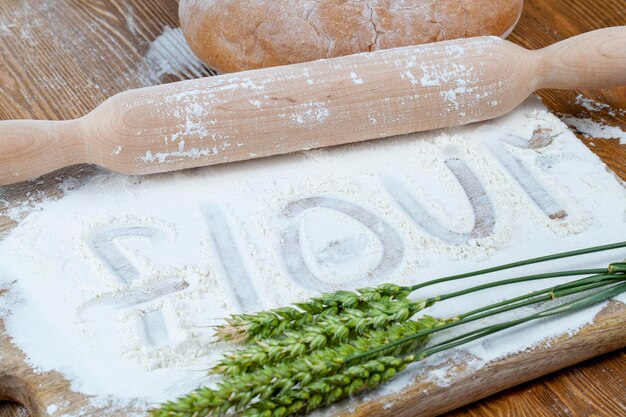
[1,27,625,185]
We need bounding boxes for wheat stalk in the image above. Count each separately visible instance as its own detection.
[152,243,626,417]
[212,269,625,376]
[213,299,433,376]
[216,243,626,342]
[155,279,626,417]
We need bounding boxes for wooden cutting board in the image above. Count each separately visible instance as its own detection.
[0,298,624,416]
[0,1,625,417]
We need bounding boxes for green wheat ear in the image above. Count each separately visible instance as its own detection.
[215,283,411,342]
[239,355,416,417]
[212,299,434,376]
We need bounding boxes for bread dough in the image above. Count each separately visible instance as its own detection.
[179,0,523,73]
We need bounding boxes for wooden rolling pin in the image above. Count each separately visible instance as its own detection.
[1,27,625,186]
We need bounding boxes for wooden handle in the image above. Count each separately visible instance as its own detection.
[1,27,625,186]
[0,120,84,184]
[535,26,626,89]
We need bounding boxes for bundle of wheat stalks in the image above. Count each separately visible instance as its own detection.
[152,242,626,417]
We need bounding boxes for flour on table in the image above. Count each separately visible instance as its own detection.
[0,0,213,103]
[575,93,624,117]
[1,99,626,415]
[145,26,216,80]
[560,94,626,144]
[561,116,626,144]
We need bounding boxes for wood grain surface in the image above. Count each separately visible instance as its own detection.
[0,0,624,416]
[445,350,626,417]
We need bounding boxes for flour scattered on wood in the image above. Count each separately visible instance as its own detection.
[575,94,624,117]
[560,94,626,144]
[0,0,213,103]
[1,99,626,415]
[125,6,138,36]
[561,116,626,144]
[145,26,216,80]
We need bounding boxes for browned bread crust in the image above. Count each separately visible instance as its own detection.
[179,0,523,73]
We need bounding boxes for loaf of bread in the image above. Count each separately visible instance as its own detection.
[179,0,523,73]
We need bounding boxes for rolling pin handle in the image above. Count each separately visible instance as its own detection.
[0,119,84,185]
[534,26,626,90]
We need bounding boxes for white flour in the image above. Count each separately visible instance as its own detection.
[1,99,626,415]
[145,26,216,79]
[575,93,623,117]
[561,94,626,144]
[561,116,626,144]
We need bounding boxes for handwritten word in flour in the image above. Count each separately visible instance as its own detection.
[80,131,567,351]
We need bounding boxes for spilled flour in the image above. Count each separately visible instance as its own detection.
[561,116,626,144]
[575,93,624,117]
[1,99,626,415]
[0,0,214,106]
[560,94,626,144]
[145,26,217,79]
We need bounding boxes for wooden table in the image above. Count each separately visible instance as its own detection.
[0,0,624,416]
